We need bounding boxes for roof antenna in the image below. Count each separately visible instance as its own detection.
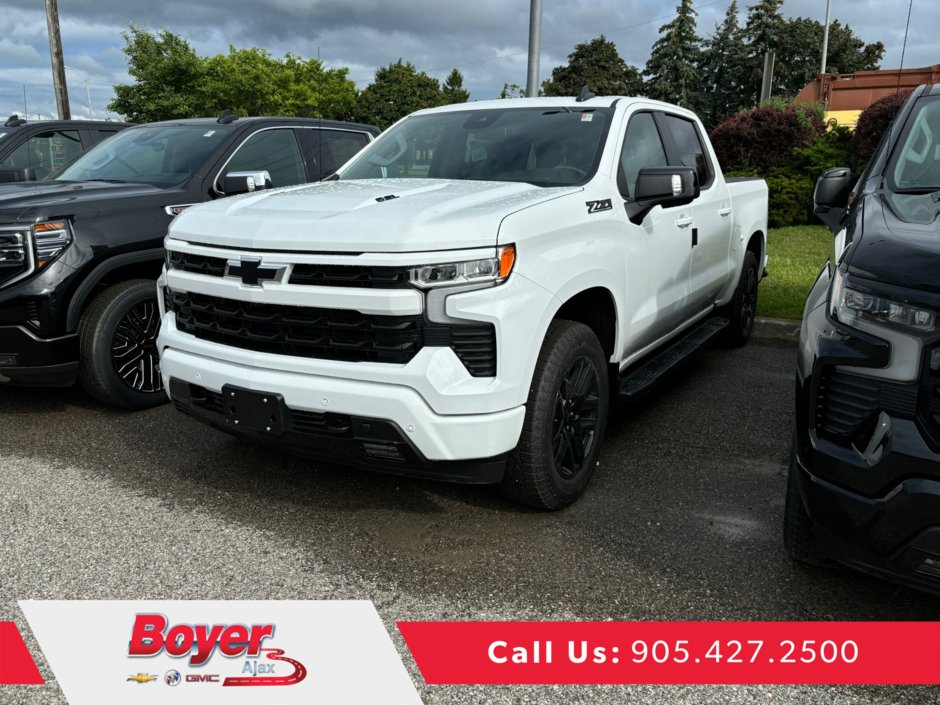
[4,114,26,127]
[217,109,238,125]
[576,85,595,102]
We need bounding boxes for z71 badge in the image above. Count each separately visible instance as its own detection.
[586,199,612,214]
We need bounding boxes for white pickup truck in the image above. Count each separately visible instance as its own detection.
[157,95,768,509]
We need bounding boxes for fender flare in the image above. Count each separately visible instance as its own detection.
[66,248,165,332]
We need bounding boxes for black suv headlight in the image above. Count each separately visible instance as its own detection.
[32,220,72,269]
[831,268,935,332]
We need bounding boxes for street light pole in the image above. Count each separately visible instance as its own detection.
[65,66,93,118]
[821,0,831,75]
[526,0,543,97]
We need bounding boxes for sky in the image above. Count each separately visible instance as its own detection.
[0,0,932,121]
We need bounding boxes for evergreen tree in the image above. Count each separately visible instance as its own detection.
[441,69,470,104]
[741,0,785,104]
[699,0,747,127]
[353,60,442,130]
[542,36,643,97]
[643,0,703,110]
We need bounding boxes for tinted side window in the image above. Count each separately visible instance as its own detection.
[1,130,83,180]
[225,129,306,188]
[317,130,369,178]
[96,129,121,143]
[618,112,668,200]
[663,115,710,187]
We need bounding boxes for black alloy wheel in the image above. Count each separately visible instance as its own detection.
[111,298,163,394]
[552,356,601,479]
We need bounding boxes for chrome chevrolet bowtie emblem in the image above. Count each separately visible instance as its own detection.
[225,257,286,287]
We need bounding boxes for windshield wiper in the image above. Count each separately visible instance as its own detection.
[83,178,129,184]
[892,187,940,197]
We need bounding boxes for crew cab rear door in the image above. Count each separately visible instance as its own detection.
[658,112,733,309]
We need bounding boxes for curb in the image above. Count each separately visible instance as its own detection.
[752,316,800,343]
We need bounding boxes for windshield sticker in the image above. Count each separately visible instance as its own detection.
[581,113,594,122]
[203,130,216,137]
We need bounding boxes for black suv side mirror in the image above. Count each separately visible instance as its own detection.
[628,166,699,225]
[219,170,273,196]
[814,167,852,232]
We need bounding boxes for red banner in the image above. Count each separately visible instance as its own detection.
[397,621,940,685]
[0,621,44,685]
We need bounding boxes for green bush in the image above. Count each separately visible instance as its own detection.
[765,170,814,227]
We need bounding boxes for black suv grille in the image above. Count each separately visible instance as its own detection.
[167,291,497,376]
[918,343,940,449]
[0,230,28,286]
[816,369,917,444]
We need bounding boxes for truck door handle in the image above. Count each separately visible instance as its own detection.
[718,206,733,217]
[675,215,694,228]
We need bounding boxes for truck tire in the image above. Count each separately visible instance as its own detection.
[501,320,609,510]
[783,439,830,566]
[79,279,167,410]
[720,250,758,347]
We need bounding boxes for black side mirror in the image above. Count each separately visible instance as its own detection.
[219,170,272,196]
[814,167,852,232]
[628,166,699,225]
[0,168,34,183]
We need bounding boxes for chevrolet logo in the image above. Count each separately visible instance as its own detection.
[225,257,286,287]
[127,673,157,684]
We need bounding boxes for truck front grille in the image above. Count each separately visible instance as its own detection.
[0,229,28,287]
[166,290,497,376]
[167,251,409,288]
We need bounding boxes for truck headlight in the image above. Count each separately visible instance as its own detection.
[409,245,515,289]
[832,268,935,332]
[32,220,72,269]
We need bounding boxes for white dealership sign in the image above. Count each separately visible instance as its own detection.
[20,600,422,705]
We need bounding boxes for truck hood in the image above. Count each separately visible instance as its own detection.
[847,192,940,293]
[168,178,580,252]
[0,180,166,221]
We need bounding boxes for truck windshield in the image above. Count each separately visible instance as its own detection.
[53,125,229,187]
[889,96,940,193]
[340,107,613,187]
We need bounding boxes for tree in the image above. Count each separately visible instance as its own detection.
[109,27,357,122]
[643,0,703,110]
[542,36,643,97]
[498,83,526,99]
[773,18,884,97]
[741,0,785,105]
[852,90,911,167]
[353,60,442,129]
[441,69,470,104]
[108,26,209,122]
[699,0,747,128]
[203,48,356,119]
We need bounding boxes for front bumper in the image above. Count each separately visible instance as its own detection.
[0,325,78,386]
[794,296,940,594]
[159,345,525,470]
[794,448,940,595]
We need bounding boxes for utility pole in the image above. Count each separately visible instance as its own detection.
[44,0,70,119]
[525,0,543,98]
[820,0,831,75]
[759,51,776,103]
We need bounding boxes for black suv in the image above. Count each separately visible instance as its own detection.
[786,83,940,594]
[0,115,378,408]
[0,114,130,181]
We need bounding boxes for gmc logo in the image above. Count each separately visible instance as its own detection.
[186,674,220,683]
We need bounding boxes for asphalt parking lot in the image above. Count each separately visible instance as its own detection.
[2,336,938,705]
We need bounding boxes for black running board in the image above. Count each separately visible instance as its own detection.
[619,318,729,399]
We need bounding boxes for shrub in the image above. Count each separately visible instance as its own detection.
[792,125,854,182]
[852,90,912,167]
[765,169,814,228]
[710,101,826,173]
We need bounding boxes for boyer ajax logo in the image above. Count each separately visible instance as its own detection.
[127,613,308,687]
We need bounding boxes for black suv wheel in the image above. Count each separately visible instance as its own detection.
[79,279,166,409]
